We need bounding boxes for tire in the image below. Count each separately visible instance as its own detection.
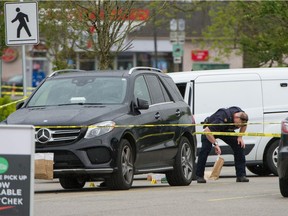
[247,165,272,176]
[166,136,195,186]
[59,176,86,189]
[107,139,134,190]
[266,140,279,176]
[279,178,288,197]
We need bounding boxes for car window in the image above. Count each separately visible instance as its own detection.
[159,79,173,102]
[134,76,151,105]
[145,75,166,104]
[27,77,127,106]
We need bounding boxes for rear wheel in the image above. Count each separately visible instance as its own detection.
[279,178,288,197]
[166,136,194,186]
[247,164,272,176]
[59,176,86,189]
[266,140,279,176]
[107,139,134,190]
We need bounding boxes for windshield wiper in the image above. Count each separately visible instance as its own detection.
[57,103,103,106]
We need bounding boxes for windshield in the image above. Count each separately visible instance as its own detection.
[27,76,127,107]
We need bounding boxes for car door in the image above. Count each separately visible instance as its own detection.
[144,74,181,165]
[133,75,163,169]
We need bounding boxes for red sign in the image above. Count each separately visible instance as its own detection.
[1,48,18,63]
[81,9,150,21]
[191,50,209,61]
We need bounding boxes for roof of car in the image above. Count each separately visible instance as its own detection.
[48,67,165,79]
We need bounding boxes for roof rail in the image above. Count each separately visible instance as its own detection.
[49,69,86,77]
[128,67,162,75]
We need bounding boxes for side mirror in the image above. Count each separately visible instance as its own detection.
[16,101,24,110]
[136,98,149,110]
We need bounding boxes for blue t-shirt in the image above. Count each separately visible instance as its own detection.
[206,106,244,132]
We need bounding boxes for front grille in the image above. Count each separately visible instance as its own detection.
[35,127,83,146]
[37,150,84,169]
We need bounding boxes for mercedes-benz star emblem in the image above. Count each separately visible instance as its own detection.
[36,128,52,144]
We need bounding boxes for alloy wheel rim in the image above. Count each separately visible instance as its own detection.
[121,145,134,184]
[272,146,278,168]
[181,142,193,180]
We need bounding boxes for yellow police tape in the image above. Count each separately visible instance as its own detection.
[2,85,35,90]
[0,97,27,109]
[194,131,281,138]
[0,98,282,138]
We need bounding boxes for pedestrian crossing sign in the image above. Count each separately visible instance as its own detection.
[5,2,39,46]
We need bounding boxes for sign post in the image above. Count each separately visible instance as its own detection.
[4,1,39,97]
[169,19,185,66]
[0,125,35,216]
[4,2,39,46]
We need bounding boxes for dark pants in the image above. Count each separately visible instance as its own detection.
[196,134,246,178]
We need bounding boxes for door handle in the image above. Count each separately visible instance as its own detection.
[176,109,181,117]
[155,112,160,119]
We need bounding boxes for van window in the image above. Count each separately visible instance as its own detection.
[176,83,186,98]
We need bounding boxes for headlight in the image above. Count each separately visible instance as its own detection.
[84,121,115,139]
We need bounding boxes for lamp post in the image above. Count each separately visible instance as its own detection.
[153,9,158,68]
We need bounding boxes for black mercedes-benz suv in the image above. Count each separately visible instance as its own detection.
[3,67,196,190]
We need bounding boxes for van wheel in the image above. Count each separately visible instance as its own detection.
[59,177,86,189]
[266,140,279,176]
[246,165,271,176]
[107,139,134,190]
[166,136,194,186]
[279,178,288,197]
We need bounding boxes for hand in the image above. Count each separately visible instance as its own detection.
[214,145,221,155]
[237,137,245,148]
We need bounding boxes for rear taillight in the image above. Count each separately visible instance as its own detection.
[281,120,288,134]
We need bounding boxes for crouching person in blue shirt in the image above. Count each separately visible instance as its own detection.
[196,106,249,183]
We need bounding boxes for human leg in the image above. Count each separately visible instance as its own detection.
[221,136,248,181]
[196,135,213,181]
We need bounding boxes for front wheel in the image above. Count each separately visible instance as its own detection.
[166,136,195,186]
[279,178,288,197]
[266,140,279,176]
[107,139,134,190]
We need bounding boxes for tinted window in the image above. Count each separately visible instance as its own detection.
[145,75,165,104]
[176,83,186,98]
[163,77,184,101]
[134,76,151,105]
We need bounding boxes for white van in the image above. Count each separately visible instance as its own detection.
[168,68,288,176]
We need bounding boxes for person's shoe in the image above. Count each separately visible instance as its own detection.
[236,176,249,182]
[197,177,207,183]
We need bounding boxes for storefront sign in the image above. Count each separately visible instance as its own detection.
[0,125,35,216]
[191,50,209,61]
[1,48,18,63]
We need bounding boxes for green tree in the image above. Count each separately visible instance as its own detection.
[0,96,16,121]
[38,1,78,70]
[202,1,288,67]
[38,0,165,70]
[70,0,154,70]
[0,1,7,56]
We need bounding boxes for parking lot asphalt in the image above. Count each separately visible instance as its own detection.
[34,167,286,216]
